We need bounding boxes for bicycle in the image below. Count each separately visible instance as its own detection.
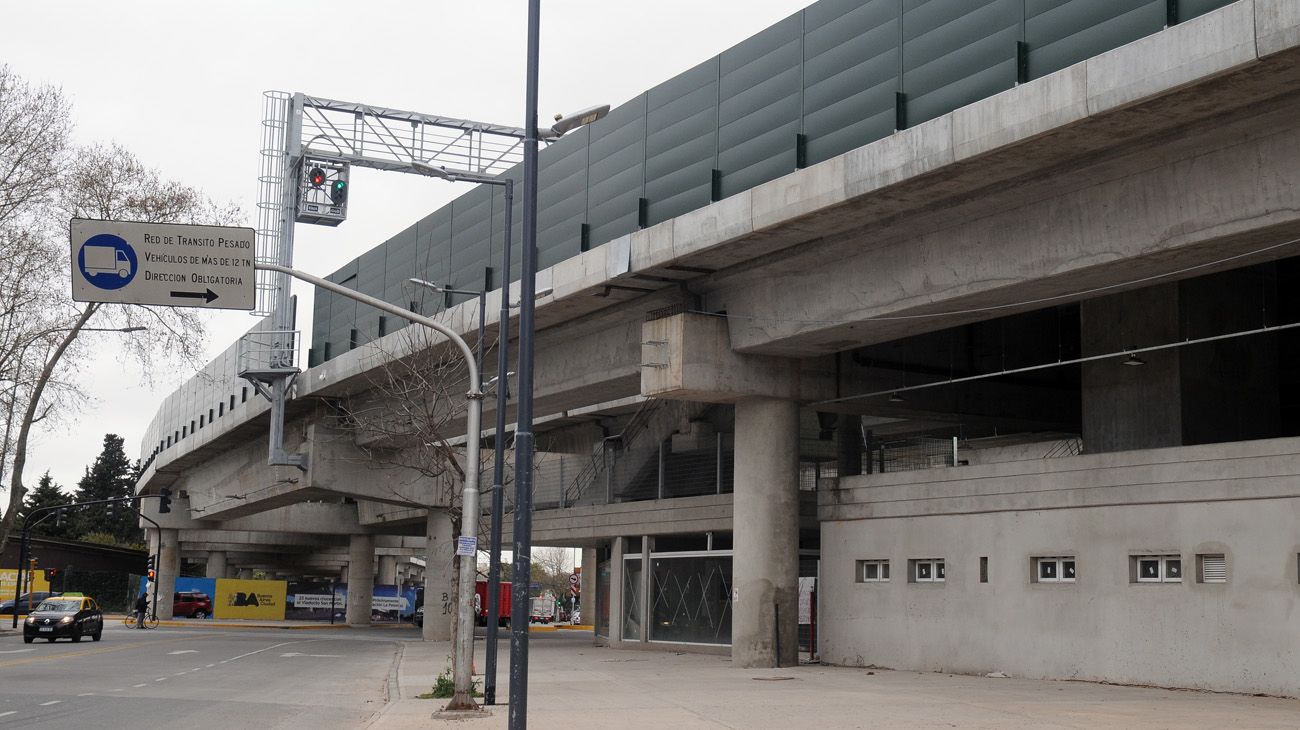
[123,611,159,629]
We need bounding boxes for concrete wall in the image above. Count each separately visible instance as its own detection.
[819,437,1300,696]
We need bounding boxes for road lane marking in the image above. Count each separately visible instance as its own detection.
[0,634,220,669]
[39,700,61,706]
[224,640,309,663]
[0,710,15,717]
[206,663,215,668]
[77,692,95,696]
[280,652,342,658]
[0,649,35,654]
[168,650,199,655]
[155,677,167,682]
[133,683,147,688]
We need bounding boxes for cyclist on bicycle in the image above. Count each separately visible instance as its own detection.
[134,592,149,629]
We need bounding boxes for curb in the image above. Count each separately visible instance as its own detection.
[557,624,594,631]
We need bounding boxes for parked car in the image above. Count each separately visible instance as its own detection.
[0,591,59,615]
[173,591,212,618]
[23,596,103,643]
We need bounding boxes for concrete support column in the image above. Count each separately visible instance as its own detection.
[732,397,799,668]
[836,413,863,477]
[155,528,180,620]
[607,537,625,646]
[422,509,455,641]
[205,551,227,580]
[378,555,399,586]
[345,534,375,626]
[580,547,597,626]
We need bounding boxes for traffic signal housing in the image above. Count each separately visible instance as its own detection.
[146,554,157,582]
[296,157,350,226]
[159,487,172,514]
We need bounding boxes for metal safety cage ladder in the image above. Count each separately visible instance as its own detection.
[254,91,293,318]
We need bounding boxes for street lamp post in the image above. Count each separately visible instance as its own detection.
[255,262,484,710]
[510,1,542,726]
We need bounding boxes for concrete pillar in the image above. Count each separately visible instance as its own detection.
[731,397,799,668]
[422,509,455,641]
[378,555,399,586]
[607,537,624,646]
[345,534,375,626]
[237,568,253,580]
[836,413,863,477]
[205,551,227,580]
[155,528,180,620]
[1081,284,1183,453]
[580,548,597,626]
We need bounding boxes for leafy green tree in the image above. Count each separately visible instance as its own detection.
[70,434,140,546]
[18,471,72,538]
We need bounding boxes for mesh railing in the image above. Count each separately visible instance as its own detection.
[864,436,958,474]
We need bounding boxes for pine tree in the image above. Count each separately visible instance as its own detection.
[71,434,141,546]
[19,472,74,539]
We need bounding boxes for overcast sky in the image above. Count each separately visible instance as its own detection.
[3,0,811,494]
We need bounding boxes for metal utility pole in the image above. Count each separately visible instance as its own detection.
[255,262,484,711]
[484,179,513,706]
[509,0,542,725]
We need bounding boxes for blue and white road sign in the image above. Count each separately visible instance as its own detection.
[76,233,137,290]
[69,218,256,310]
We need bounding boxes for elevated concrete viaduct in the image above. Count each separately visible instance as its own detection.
[136,2,1300,691]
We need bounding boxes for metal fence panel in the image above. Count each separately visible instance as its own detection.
[449,185,494,296]
[644,57,719,227]
[586,94,647,247]
[802,0,901,165]
[718,12,803,199]
[1025,0,1165,79]
[902,0,1021,127]
[537,129,589,271]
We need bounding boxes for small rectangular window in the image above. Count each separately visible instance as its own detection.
[182,426,187,437]
[857,560,890,583]
[241,387,248,403]
[199,415,205,428]
[1197,554,1227,584]
[218,403,224,417]
[909,559,944,583]
[1034,556,1076,583]
[979,556,988,583]
[209,408,214,422]
[230,394,236,410]
[1134,554,1182,583]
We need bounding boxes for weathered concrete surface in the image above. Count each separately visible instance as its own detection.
[345,534,375,626]
[731,398,799,669]
[820,436,1300,696]
[422,509,454,641]
[373,632,1300,730]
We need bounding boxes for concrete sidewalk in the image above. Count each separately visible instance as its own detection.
[369,631,1299,729]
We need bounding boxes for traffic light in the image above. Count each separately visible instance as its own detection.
[55,507,68,527]
[159,487,172,514]
[104,500,114,518]
[146,554,157,582]
[330,179,348,205]
[44,568,59,582]
[308,166,326,188]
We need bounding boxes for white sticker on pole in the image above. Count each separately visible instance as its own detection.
[455,536,478,556]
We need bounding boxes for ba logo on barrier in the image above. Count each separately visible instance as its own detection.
[230,592,262,607]
[77,233,137,290]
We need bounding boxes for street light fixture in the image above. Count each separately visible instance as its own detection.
[408,279,487,369]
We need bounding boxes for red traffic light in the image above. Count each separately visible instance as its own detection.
[308,167,326,188]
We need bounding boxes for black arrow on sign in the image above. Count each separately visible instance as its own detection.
[170,289,219,304]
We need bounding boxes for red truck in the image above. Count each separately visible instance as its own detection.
[474,580,512,627]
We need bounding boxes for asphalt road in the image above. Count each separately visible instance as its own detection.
[0,622,402,728]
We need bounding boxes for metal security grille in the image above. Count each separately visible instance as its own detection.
[866,436,958,473]
[1201,554,1227,583]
